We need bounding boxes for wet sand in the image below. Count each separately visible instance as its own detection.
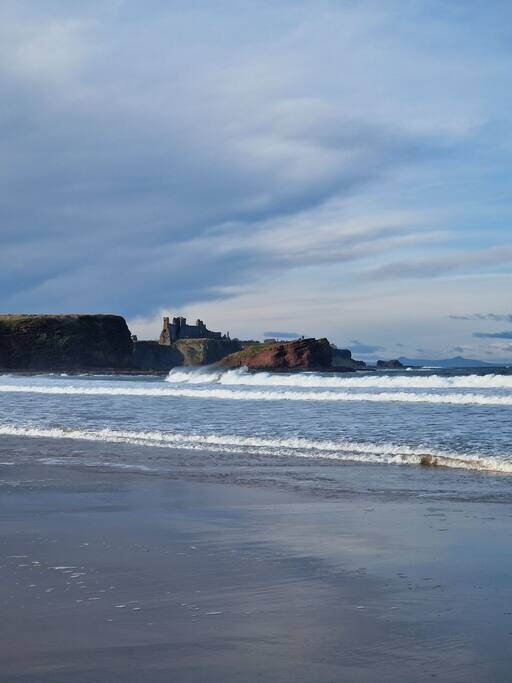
[2,461,512,682]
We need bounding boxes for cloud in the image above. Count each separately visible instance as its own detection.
[348,340,384,354]
[2,2,443,317]
[473,330,512,339]
[0,0,511,361]
[450,313,512,322]
[365,246,512,281]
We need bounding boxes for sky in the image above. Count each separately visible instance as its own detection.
[2,0,512,361]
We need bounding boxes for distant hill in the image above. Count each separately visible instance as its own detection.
[398,355,501,368]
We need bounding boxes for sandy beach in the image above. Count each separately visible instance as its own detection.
[3,0,512,679]
[2,454,512,682]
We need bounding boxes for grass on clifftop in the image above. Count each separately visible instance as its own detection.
[224,342,280,362]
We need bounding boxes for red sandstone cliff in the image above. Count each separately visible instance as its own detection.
[218,338,332,371]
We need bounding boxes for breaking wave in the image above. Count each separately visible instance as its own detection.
[166,367,512,390]
[1,382,512,406]
[1,424,511,474]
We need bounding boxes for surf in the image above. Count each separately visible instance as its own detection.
[1,382,512,406]
[166,367,512,390]
[2,424,511,474]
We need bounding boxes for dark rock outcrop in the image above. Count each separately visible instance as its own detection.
[132,341,182,370]
[332,348,366,371]
[376,359,404,369]
[133,338,241,371]
[218,338,332,371]
[0,314,133,370]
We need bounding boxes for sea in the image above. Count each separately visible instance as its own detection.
[1,366,512,502]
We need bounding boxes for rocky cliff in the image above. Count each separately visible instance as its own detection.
[331,348,366,371]
[132,341,182,370]
[218,338,332,371]
[175,338,241,365]
[0,314,133,370]
[133,338,241,370]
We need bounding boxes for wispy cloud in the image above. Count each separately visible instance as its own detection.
[450,313,512,322]
[365,246,512,281]
[1,0,512,358]
[348,340,384,354]
[473,330,512,339]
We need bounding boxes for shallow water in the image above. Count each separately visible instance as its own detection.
[4,465,512,683]
[1,367,512,492]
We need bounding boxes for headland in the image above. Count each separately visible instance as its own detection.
[0,313,385,373]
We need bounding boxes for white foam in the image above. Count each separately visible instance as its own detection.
[166,367,512,390]
[0,382,511,406]
[1,424,511,474]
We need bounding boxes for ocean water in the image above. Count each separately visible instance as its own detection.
[1,366,512,500]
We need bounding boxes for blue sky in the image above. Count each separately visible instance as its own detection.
[1,0,512,360]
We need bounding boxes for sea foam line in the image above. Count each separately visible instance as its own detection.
[166,367,512,390]
[0,383,512,406]
[1,424,511,474]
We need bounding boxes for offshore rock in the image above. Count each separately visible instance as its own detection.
[0,314,133,371]
[376,359,404,369]
[218,338,332,371]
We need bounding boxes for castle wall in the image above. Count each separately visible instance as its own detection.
[176,322,223,340]
[159,316,224,345]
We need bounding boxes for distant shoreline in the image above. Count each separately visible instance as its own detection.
[0,367,170,376]
[0,365,510,376]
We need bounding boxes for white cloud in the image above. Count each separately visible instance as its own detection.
[1,1,512,357]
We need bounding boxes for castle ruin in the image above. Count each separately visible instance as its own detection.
[159,316,229,344]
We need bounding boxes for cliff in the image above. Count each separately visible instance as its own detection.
[218,338,332,371]
[331,348,366,371]
[132,341,182,370]
[133,338,241,371]
[0,314,133,370]
[175,338,241,365]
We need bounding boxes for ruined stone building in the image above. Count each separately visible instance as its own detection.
[159,316,228,344]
